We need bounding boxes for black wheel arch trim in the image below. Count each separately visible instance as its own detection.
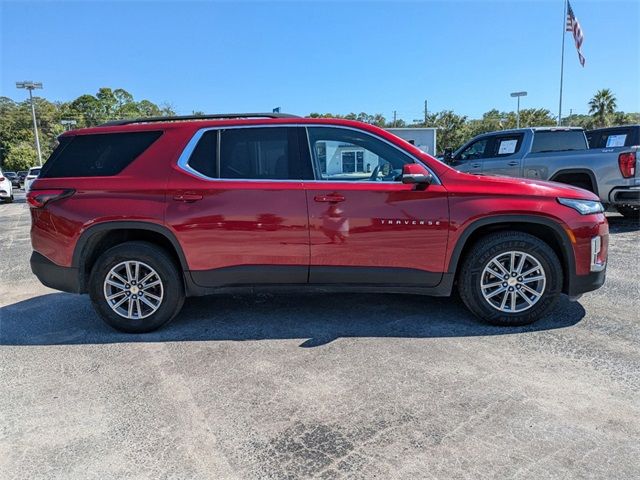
[549,168,599,197]
[447,214,576,286]
[72,221,189,271]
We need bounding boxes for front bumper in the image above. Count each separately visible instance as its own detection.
[567,268,606,298]
[609,186,640,206]
[30,251,81,294]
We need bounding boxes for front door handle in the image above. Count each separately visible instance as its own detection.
[507,161,519,166]
[314,194,345,203]
[173,192,203,202]
[470,163,481,168]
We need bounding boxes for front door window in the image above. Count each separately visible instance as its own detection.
[307,127,413,182]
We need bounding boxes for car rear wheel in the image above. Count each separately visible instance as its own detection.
[89,241,185,333]
[458,232,562,326]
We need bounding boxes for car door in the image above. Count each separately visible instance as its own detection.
[303,126,449,286]
[450,136,491,174]
[166,126,311,287]
[481,133,525,177]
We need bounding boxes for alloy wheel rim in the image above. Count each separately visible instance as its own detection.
[480,251,546,313]
[103,261,164,320]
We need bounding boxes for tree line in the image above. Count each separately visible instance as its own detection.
[310,89,638,153]
[1,87,637,172]
[0,88,175,171]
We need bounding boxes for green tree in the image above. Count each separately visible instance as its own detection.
[0,88,170,169]
[433,111,468,153]
[4,142,38,171]
[589,89,617,128]
[519,108,556,127]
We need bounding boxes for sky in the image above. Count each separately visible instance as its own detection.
[1,0,638,122]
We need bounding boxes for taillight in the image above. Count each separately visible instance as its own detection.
[27,189,75,208]
[618,152,636,178]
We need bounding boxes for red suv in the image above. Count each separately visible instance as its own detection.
[28,113,608,332]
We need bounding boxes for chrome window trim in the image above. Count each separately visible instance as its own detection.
[176,123,441,185]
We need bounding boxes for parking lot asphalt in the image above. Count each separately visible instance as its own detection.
[1,190,639,479]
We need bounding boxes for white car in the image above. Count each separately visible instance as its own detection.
[24,167,41,194]
[0,167,14,203]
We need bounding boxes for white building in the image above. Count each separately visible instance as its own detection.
[386,128,437,156]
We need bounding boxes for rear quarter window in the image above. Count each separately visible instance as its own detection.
[40,131,162,178]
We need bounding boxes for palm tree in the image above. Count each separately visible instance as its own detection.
[588,89,617,128]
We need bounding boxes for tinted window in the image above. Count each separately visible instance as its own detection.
[530,131,587,153]
[29,168,41,176]
[307,127,412,182]
[187,130,217,178]
[457,138,490,161]
[40,131,162,178]
[588,128,635,148]
[220,127,299,180]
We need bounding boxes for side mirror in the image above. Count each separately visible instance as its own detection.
[443,148,454,163]
[402,163,433,188]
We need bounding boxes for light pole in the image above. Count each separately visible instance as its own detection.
[510,91,527,129]
[16,81,44,166]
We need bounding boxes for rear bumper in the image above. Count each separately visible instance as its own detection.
[567,268,606,298]
[609,186,640,206]
[30,251,81,294]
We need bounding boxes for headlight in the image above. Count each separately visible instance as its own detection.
[557,197,604,215]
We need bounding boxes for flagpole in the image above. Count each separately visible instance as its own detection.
[558,0,568,126]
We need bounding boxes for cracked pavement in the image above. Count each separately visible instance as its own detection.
[1,191,639,479]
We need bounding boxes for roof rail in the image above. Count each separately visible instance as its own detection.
[100,112,300,127]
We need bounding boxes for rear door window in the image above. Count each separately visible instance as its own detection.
[489,134,525,157]
[40,131,162,178]
[588,128,634,148]
[219,127,302,180]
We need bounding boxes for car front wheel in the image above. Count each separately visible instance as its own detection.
[458,232,562,326]
[89,241,185,333]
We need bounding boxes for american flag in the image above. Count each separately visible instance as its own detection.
[566,1,585,67]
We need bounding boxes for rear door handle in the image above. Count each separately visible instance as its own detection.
[173,192,203,202]
[314,194,345,203]
[507,161,519,166]
[470,163,481,168]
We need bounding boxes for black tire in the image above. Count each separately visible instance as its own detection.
[615,205,640,220]
[89,241,185,333]
[4,195,13,204]
[458,232,562,326]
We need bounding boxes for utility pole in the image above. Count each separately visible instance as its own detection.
[393,110,397,127]
[16,81,43,166]
[424,100,428,125]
